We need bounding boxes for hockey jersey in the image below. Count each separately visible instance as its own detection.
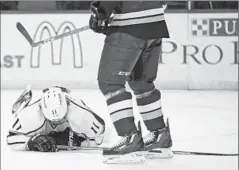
[7,92,105,151]
[94,1,169,39]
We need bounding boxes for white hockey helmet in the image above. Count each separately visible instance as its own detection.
[40,87,68,124]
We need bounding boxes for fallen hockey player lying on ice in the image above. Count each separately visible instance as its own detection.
[7,86,105,152]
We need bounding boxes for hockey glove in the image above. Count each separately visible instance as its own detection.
[27,134,57,152]
[89,1,107,33]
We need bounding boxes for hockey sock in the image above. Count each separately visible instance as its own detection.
[136,89,165,131]
[106,91,137,136]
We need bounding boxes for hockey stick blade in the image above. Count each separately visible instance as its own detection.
[16,22,33,46]
[57,145,238,156]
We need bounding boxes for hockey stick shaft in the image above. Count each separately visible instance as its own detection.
[57,145,105,151]
[34,25,90,47]
[57,145,238,156]
[172,150,238,156]
[16,22,90,47]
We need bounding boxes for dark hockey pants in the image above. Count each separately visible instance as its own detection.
[98,32,165,136]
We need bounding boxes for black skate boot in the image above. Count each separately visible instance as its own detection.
[144,118,173,159]
[12,85,32,115]
[103,128,145,164]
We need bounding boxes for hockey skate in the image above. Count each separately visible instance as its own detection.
[143,119,173,159]
[12,85,32,115]
[103,130,145,164]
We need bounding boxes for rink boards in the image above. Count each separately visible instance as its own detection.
[1,12,238,90]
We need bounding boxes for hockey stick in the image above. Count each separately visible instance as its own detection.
[171,151,238,156]
[57,145,238,156]
[57,145,104,151]
[16,22,90,47]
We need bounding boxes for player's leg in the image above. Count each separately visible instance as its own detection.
[128,39,173,159]
[98,32,145,163]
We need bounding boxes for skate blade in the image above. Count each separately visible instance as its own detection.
[145,148,173,159]
[103,151,145,164]
[12,88,32,114]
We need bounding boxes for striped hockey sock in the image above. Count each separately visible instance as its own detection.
[136,89,165,131]
[106,91,137,136]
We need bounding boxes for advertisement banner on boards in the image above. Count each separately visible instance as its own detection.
[1,13,105,89]
[1,13,238,90]
[158,13,238,89]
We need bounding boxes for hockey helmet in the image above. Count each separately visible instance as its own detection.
[40,87,68,124]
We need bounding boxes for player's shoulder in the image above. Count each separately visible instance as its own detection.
[14,99,46,134]
[66,96,90,121]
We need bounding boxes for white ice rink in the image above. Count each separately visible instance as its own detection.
[1,89,238,170]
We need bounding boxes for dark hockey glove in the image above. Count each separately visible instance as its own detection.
[49,128,86,147]
[27,134,57,152]
[89,1,107,33]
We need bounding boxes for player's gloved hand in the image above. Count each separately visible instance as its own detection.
[89,1,107,33]
[27,134,57,152]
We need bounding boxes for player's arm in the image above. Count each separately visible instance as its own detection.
[66,94,105,127]
[7,116,57,152]
[7,87,34,151]
[7,100,57,152]
[7,130,57,152]
[97,1,121,19]
[7,129,31,151]
[66,94,105,145]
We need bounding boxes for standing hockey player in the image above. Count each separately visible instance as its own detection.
[7,86,105,152]
[89,1,173,163]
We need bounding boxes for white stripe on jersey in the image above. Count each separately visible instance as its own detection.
[110,15,165,26]
[112,7,165,20]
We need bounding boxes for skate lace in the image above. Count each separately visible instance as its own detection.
[112,136,129,149]
[144,132,156,145]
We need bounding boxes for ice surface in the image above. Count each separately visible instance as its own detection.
[1,89,238,170]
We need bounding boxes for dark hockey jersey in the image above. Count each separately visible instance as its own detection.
[95,1,170,39]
